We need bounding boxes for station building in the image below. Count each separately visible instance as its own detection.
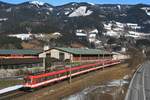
[0,50,42,69]
[0,49,40,59]
[39,47,113,62]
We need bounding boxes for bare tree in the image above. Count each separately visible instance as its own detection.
[26,27,32,34]
[39,33,61,48]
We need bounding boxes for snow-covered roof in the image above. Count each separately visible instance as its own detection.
[76,32,87,36]
[76,29,84,33]
[128,31,143,36]
[89,29,98,33]
[126,23,138,26]
[89,34,96,37]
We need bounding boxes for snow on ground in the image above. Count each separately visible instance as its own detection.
[52,32,62,38]
[52,32,61,36]
[0,18,8,21]
[47,8,53,11]
[117,5,121,10]
[103,21,144,39]
[146,12,150,16]
[46,12,50,15]
[141,7,150,16]
[8,34,32,40]
[65,11,70,15]
[6,8,12,12]
[0,85,23,94]
[104,23,112,30]
[116,22,124,28]
[76,29,98,37]
[126,23,141,29]
[8,33,62,40]
[103,30,121,37]
[125,31,150,39]
[89,34,96,38]
[69,6,93,17]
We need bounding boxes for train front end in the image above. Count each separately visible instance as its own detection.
[22,75,34,90]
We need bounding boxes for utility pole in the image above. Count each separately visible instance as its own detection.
[43,56,46,72]
[80,54,82,64]
[103,53,104,65]
[103,53,104,70]
[69,54,72,84]
[69,65,72,83]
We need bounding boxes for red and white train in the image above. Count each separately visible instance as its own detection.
[23,59,120,89]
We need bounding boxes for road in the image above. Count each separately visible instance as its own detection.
[125,61,150,100]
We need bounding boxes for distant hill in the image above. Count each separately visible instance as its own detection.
[0,1,150,49]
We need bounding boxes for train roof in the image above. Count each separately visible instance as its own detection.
[28,62,102,79]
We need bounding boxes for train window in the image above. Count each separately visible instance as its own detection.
[63,72,67,76]
[38,78,42,82]
[41,78,44,82]
[74,70,78,73]
[82,67,85,70]
[60,73,63,76]
[47,76,52,79]
[33,79,37,84]
[34,79,37,83]
[24,77,31,84]
[71,70,75,73]
[37,78,41,82]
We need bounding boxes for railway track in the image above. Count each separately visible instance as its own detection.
[0,90,27,100]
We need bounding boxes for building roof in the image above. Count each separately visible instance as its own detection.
[0,49,41,55]
[53,47,112,55]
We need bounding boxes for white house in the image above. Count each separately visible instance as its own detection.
[113,52,129,60]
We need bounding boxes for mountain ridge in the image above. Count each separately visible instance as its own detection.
[0,1,150,34]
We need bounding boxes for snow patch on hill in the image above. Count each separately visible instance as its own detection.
[141,7,150,16]
[69,6,93,17]
[30,1,45,6]
[0,18,8,21]
[8,34,33,40]
[87,2,95,5]
[47,7,53,11]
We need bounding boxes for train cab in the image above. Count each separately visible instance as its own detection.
[23,76,33,89]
